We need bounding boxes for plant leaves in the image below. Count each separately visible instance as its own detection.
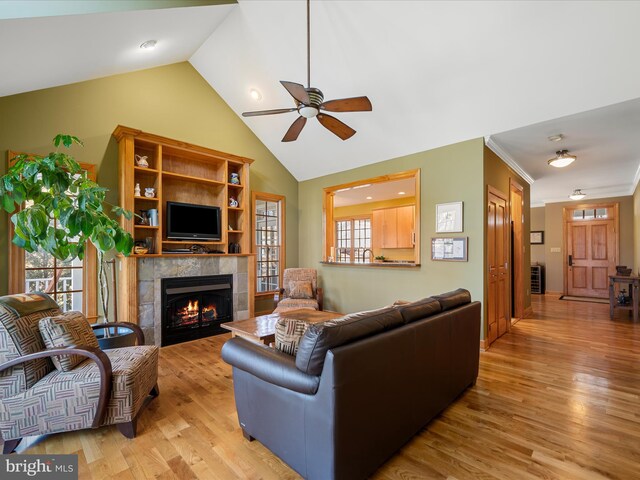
[3,194,15,213]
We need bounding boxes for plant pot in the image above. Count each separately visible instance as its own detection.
[95,328,137,349]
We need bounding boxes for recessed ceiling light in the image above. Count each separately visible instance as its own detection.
[548,134,564,142]
[366,196,373,200]
[548,149,576,168]
[140,40,157,50]
[569,189,586,200]
[249,88,262,101]
[398,191,406,195]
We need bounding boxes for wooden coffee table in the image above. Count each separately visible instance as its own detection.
[221,309,343,345]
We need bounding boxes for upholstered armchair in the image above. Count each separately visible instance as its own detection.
[274,268,323,313]
[0,293,159,454]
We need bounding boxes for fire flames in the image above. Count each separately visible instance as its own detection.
[202,304,218,320]
[175,299,218,326]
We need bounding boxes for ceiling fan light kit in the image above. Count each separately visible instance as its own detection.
[241,0,372,142]
[548,149,576,168]
[569,189,586,200]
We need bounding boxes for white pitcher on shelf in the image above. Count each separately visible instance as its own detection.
[135,154,149,168]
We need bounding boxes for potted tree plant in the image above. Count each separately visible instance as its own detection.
[0,134,136,348]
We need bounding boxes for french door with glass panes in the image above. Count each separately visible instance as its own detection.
[253,193,285,294]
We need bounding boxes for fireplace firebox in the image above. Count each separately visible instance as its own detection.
[161,275,233,346]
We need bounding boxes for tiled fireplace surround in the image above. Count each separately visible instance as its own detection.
[136,256,250,345]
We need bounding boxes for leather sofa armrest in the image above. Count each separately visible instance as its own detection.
[222,337,320,395]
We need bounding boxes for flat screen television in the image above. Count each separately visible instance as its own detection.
[166,201,221,241]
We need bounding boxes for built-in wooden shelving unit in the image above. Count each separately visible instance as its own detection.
[112,126,255,325]
[113,125,252,257]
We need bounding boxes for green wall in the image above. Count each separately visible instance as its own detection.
[530,206,546,267]
[0,62,299,296]
[298,138,486,334]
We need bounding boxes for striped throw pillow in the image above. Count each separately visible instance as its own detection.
[39,311,99,371]
[275,318,310,356]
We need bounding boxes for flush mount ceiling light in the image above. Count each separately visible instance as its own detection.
[548,134,564,142]
[249,89,262,101]
[140,40,157,50]
[569,189,586,200]
[548,149,576,168]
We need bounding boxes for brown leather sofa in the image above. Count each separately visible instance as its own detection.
[222,289,480,480]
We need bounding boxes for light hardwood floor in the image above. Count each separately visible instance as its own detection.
[16,295,640,479]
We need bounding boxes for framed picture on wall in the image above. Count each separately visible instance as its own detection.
[431,237,468,261]
[435,201,463,233]
[530,231,544,244]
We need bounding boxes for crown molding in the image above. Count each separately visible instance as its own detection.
[538,190,634,206]
[630,160,640,195]
[484,136,534,185]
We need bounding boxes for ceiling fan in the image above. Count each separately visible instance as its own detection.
[242,0,372,142]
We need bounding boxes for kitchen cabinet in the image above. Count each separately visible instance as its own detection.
[372,205,415,249]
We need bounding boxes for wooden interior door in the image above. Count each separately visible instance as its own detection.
[567,220,616,298]
[510,181,524,319]
[487,188,509,345]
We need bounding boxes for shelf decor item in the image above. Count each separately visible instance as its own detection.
[436,201,463,233]
[229,196,239,207]
[530,231,544,245]
[230,172,240,184]
[144,187,155,198]
[0,134,134,328]
[135,154,149,168]
[147,209,158,227]
[134,183,141,197]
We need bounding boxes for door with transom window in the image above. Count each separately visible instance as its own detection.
[565,204,618,299]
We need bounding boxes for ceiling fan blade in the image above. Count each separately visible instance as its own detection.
[320,96,372,112]
[316,113,356,140]
[282,116,307,142]
[280,81,310,105]
[242,108,297,117]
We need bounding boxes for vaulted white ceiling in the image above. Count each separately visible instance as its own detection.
[0,2,234,97]
[191,1,640,181]
[2,0,640,191]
